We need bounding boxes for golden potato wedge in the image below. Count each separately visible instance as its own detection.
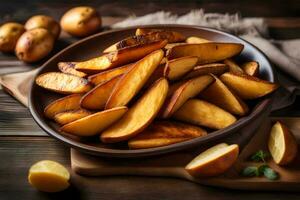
[54,109,92,125]
[166,42,243,64]
[105,49,164,109]
[128,121,207,149]
[101,78,169,143]
[135,28,186,42]
[186,36,211,44]
[162,75,214,118]
[164,56,198,81]
[164,43,187,50]
[183,63,228,79]
[241,61,259,76]
[88,63,132,85]
[35,72,92,94]
[220,72,279,99]
[58,62,87,78]
[144,63,166,88]
[60,106,128,136]
[80,75,121,110]
[173,99,237,130]
[223,59,244,74]
[44,94,82,119]
[200,75,249,116]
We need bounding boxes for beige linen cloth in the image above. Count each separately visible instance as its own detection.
[113,10,300,111]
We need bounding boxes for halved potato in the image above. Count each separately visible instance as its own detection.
[88,63,132,85]
[223,59,244,74]
[241,61,259,76]
[105,49,164,109]
[135,28,186,42]
[183,63,228,79]
[58,62,87,78]
[220,72,279,99]
[167,42,243,64]
[80,75,121,110]
[36,72,92,94]
[200,75,248,116]
[101,78,169,143]
[164,56,198,81]
[54,109,92,125]
[44,94,82,119]
[185,143,239,177]
[60,106,128,136]
[268,121,298,166]
[161,75,214,118]
[186,36,211,44]
[128,121,207,149]
[173,99,237,130]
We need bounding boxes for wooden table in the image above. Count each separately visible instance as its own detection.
[0,1,300,199]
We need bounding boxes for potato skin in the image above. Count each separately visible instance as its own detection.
[15,28,55,63]
[25,15,61,39]
[60,6,101,37]
[0,22,25,52]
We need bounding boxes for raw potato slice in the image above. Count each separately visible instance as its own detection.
[167,42,244,64]
[54,109,92,125]
[58,62,87,77]
[223,59,244,74]
[101,78,169,143]
[36,72,92,94]
[88,63,132,85]
[268,121,298,166]
[80,75,121,110]
[28,160,70,192]
[173,99,237,130]
[183,63,228,79]
[44,94,82,118]
[162,75,214,118]
[135,28,186,42]
[105,49,164,109]
[164,56,198,81]
[186,36,211,44]
[60,106,128,136]
[241,61,259,76]
[185,143,239,177]
[220,72,279,99]
[200,75,249,116]
[68,40,167,73]
[128,121,207,149]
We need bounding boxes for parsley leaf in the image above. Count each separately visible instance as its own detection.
[241,166,258,177]
[263,167,279,180]
[250,150,270,162]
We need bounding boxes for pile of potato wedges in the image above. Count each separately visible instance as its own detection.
[36,28,279,149]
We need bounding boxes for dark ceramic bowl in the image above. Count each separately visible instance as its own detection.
[29,25,276,158]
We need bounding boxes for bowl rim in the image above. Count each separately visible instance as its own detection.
[29,24,275,158]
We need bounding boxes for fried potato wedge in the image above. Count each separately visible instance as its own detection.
[186,36,211,44]
[165,43,187,50]
[105,49,164,109]
[173,99,237,130]
[88,63,132,85]
[36,72,92,94]
[200,75,249,116]
[164,56,198,81]
[223,59,244,74]
[54,109,92,125]
[60,106,128,136]
[144,63,165,88]
[128,121,207,149]
[101,78,169,143]
[162,75,214,118]
[183,63,228,79]
[220,72,279,99]
[166,43,243,64]
[135,28,186,42]
[241,61,259,76]
[80,75,120,110]
[58,62,87,78]
[44,94,82,119]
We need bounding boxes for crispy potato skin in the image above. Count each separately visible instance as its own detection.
[58,62,87,78]
[0,22,25,52]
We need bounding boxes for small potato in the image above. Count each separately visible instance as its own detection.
[15,28,55,63]
[60,6,101,37]
[0,22,25,52]
[25,15,61,39]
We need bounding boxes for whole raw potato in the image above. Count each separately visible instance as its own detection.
[25,15,61,39]
[0,22,25,52]
[15,28,55,63]
[60,6,101,37]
